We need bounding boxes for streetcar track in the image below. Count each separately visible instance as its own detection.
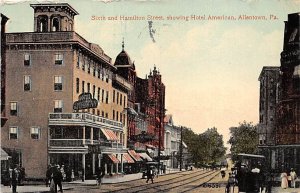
[106,169,214,193]
[133,170,218,193]
[153,170,220,193]
[180,171,221,193]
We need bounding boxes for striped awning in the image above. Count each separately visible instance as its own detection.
[101,128,118,141]
[139,153,153,161]
[128,150,143,162]
[0,148,10,161]
[107,154,120,164]
[122,153,135,164]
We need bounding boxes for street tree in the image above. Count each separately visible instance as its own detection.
[182,127,226,167]
[228,121,259,161]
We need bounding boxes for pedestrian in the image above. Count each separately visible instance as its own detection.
[53,165,63,192]
[71,169,75,182]
[281,171,288,189]
[290,168,297,188]
[11,166,19,193]
[46,165,52,187]
[146,166,154,183]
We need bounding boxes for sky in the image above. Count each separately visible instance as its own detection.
[1,0,299,150]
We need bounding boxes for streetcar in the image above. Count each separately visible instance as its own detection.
[229,153,266,193]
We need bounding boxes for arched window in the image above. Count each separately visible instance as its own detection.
[52,18,60,32]
[38,16,48,32]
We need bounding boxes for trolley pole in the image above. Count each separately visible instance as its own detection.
[180,126,183,171]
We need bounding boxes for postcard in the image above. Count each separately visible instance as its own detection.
[0,0,299,192]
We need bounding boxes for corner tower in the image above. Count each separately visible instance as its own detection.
[30,3,78,32]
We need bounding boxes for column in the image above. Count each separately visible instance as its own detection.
[47,16,51,32]
[294,148,297,169]
[82,154,86,181]
[111,164,113,174]
[83,126,86,144]
[92,154,95,175]
[116,154,119,174]
[91,127,94,144]
[105,163,107,174]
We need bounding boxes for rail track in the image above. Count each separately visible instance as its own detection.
[103,169,220,193]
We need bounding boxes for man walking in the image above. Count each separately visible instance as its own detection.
[146,166,154,184]
[11,165,19,193]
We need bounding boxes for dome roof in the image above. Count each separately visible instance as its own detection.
[114,50,133,66]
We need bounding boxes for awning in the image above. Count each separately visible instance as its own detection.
[147,148,154,154]
[101,128,118,141]
[0,148,10,160]
[107,154,120,164]
[126,107,138,116]
[139,153,153,161]
[146,144,155,149]
[122,153,135,164]
[128,150,143,161]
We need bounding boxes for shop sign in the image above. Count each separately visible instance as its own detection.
[73,93,98,110]
[88,144,101,154]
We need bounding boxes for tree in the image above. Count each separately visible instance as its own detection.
[182,127,226,167]
[228,121,259,161]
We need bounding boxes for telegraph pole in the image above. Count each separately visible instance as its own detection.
[179,126,183,171]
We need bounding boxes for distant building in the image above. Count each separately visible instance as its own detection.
[258,13,300,172]
[274,12,300,171]
[257,66,280,169]
[1,3,131,179]
[1,13,9,127]
[164,115,189,169]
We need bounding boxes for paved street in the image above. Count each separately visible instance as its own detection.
[3,169,300,193]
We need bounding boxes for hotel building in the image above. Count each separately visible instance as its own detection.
[1,3,132,179]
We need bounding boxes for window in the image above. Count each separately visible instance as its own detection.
[106,74,109,83]
[102,111,104,117]
[97,110,100,116]
[10,102,18,116]
[117,92,119,105]
[124,96,126,107]
[76,78,80,94]
[31,127,41,139]
[54,76,63,91]
[82,58,85,71]
[113,110,115,120]
[24,54,31,66]
[87,83,90,93]
[76,55,80,68]
[93,64,96,77]
[9,127,18,139]
[106,91,109,104]
[93,85,95,98]
[116,111,119,121]
[24,75,31,91]
[97,67,101,79]
[55,54,63,65]
[113,90,115,103]
[101,90,104,103]
[54,100,63,113]
[52,18,60,31]
[82,81,85,93]
[120,94,122,105]
[105,113,108,118]
[87,61,91,74]
[97,88,100,101]
[120,112,122,122]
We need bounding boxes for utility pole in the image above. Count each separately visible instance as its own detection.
[179,126,183,171]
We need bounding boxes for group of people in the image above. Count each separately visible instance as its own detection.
[281,168,297,189]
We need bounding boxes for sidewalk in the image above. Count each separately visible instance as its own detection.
[0,184,73,193]
[272,187,300,193]
[0,168,182,192]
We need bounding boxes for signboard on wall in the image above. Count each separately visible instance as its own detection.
[73,93,98,110]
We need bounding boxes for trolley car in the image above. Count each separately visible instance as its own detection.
[230,153,267,193]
